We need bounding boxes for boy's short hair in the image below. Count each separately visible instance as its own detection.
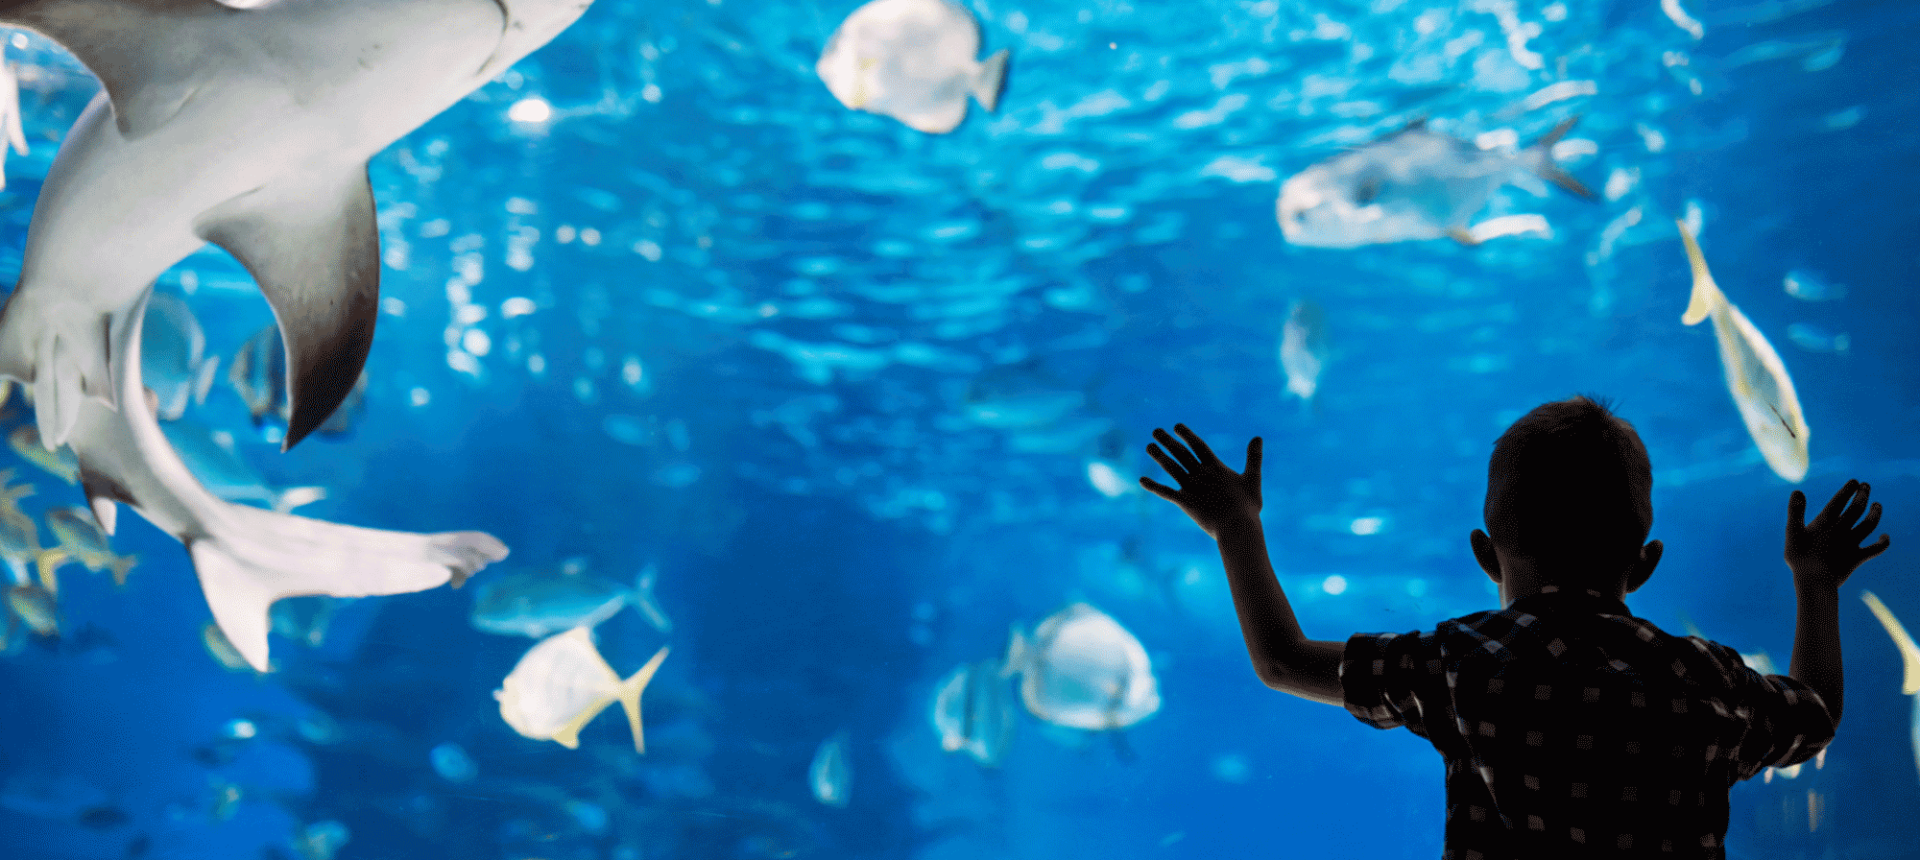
[1484,395,1654,578]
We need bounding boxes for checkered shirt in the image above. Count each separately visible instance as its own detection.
[1341,586,1834,860]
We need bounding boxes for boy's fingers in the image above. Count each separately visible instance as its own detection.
[1837,483,1871,526]
[1145,443,1186,480]
[1153,427,1202,471]
[1138,477,1179,501]
[1787,490,1805,529]
[1173,424,1219,466]
[1859,534,1891,563]
[1245,437,1263,481]
[1816,480,1858,526]
[1854,502,1884,539]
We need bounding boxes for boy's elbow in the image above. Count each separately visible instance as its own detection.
[1252,660,1292,691]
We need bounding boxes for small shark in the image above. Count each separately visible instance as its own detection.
[0,0,595,450]
[66,288,507,672]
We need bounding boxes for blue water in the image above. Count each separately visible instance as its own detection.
[1,0,1917,858]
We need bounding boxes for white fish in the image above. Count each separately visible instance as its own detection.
[930,659,1017,766]
[0,0,595,451]
[139,292,220,422]
[1860,591,1920,782]
[808,729,852,808]
[1277,298,1328,406]
[495,627,668,753]
[0,53,27,191]
[1003,603,1159,731]
[1677,221,1809,483]
[160,419,326,513]
[816,0,1010,134]
[1277,117,1595,248]
[47,288,507,671]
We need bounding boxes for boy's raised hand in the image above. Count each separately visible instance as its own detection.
[1786,479,1891,591]
[1140,424,1262,539]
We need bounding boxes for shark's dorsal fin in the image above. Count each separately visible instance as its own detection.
[195,165,381,451]
[0,0,232,138]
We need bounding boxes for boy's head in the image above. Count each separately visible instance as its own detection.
[1479,395,1656,593]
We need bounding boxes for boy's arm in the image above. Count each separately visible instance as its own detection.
[1142,425,1345,706]
[1784,480,1893,728]
[1215,519,1345,704]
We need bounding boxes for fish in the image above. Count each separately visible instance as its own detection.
[200,621,256,672]
[40,506,136,588]
[0,53,26,192]
[471,563,669,638]
[494,627,668,753]
[816,0,1010,134]
[0,471,40,583]
[1677,221,1810,483]
[1278,298,1329,407]
[1783,268,1845,301]
[1860,591,1920,696]
[159,420,327,514]
[930,659,1017,766]
[138,292,219,422]
[8,425,79,484]
[227,323,368,437]
[292,820,350,860]
[0,0,596,453]
[30,288,507,671]
[963,361,1086,430]
[808,729,852,808]
[1002,602,1160,731]
[7,582,58,635]
[1277,117,1595,248]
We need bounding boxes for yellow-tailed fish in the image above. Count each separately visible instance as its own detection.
[7,583,58,635]
[1860,590,1920,695]
[1676,221,1809,483]
[495,628,668,753]
[42,506,137,588]
[7,425,80,484]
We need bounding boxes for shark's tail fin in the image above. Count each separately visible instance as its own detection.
[190,503,506,672]
[616,646,670,754]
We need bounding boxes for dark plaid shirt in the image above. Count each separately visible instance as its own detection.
[1341,586,1834,860]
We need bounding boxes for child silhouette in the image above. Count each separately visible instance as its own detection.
[1142,396,1889,859]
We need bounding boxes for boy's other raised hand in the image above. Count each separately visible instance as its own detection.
[1786,479,1891,591]
[1140,424,1263,539]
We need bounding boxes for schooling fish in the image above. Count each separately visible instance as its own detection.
[817,0,1010,134]
[1277,117,1595,248]
[1278,298,1329,407]
[495,627,668,753]
[139,292,219,422]
[1003,602,1160,732]
[471,563,670,638]
[42,505,136,588]
[1677,221,1809,483]
[0,0,595,452]
[8,425,79,484]
[7,582,58,635]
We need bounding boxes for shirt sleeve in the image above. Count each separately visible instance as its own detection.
[1711,644,1836,779]
[1341,630,1436,735]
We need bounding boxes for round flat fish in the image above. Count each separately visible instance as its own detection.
[1009,603,1159,731]
[497,628,623,743]
[817,0,1010,134]
[931,659,1016,765]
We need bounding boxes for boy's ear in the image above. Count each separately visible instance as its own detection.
[1624,539,1662,594]
[1470,529,1501,583]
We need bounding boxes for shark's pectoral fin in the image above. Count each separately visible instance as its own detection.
[196,165,381,452]
[0,1,224,138]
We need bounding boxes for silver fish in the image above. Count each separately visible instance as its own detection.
[1277,117,1595,248]
[817,0,1010,134]
[808,729,852,808]
[1278,298,1329,406]
[495,627,668,752]
[139,292,219,422]
[930,659,1017,766]
[471,564,669,638]
[1003,603,1159,732]
[228,323,368,437]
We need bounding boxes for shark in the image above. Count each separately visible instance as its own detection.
[0,0,596,669]
[69,287,507,672]
[0,0,594,451]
